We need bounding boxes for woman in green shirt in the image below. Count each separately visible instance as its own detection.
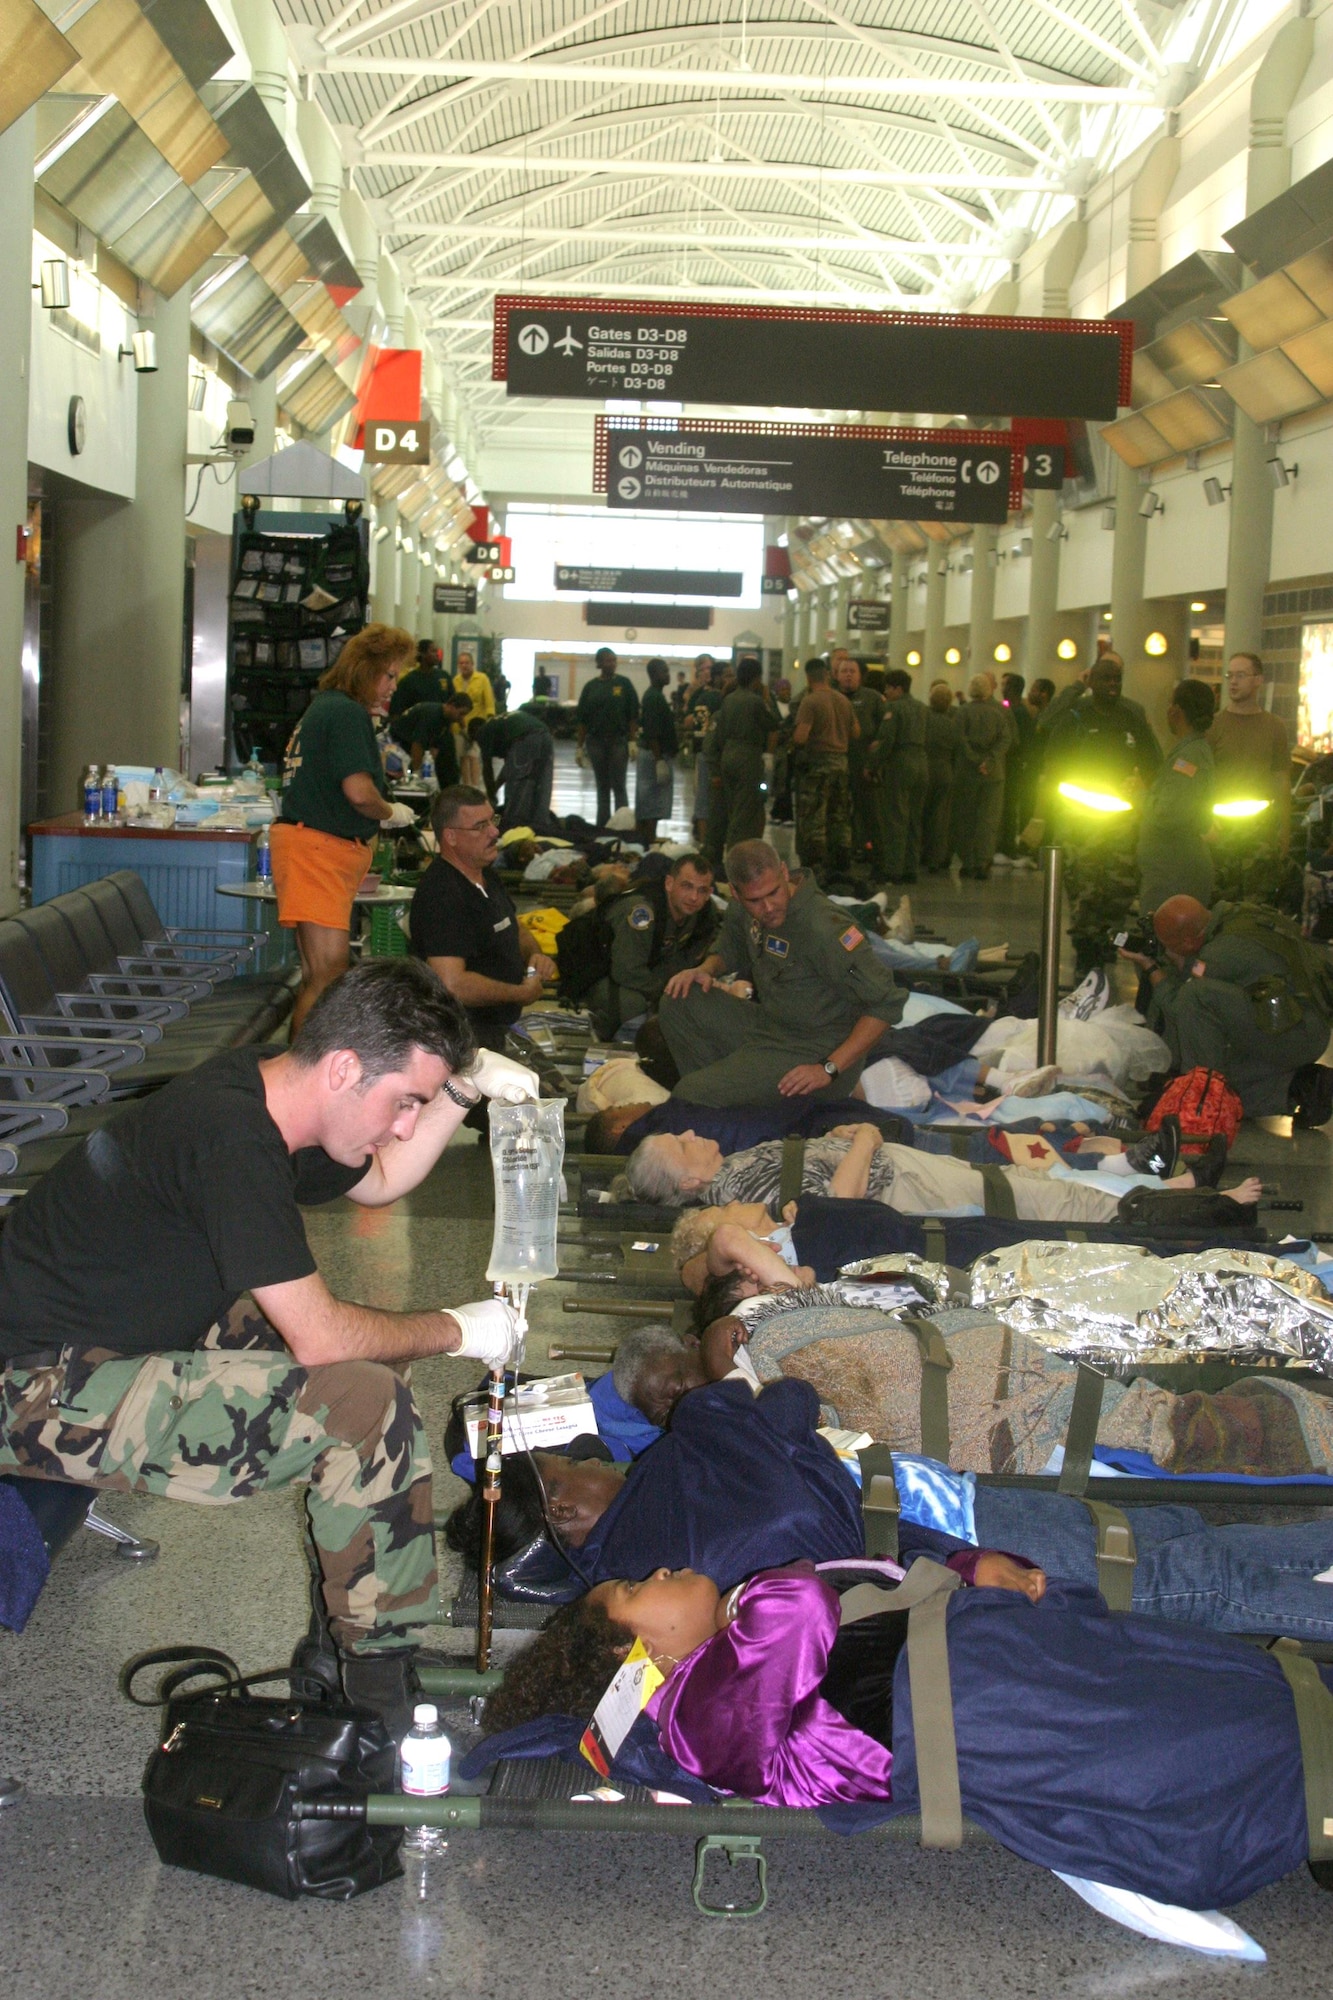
[272,623,418,1032]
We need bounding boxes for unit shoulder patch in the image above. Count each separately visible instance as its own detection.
[764,935,790,958]
[839,926,865,952]
[627,904,654,931]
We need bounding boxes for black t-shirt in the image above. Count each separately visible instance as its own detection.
[409,857,527,1041]
[0,1047,369,1360]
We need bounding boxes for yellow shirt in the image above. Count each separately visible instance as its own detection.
[452,670,496,722]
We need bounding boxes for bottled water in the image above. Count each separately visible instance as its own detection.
[486,1099,565,1284]
[400,1703,451,1874]
[83,766,101,822]
[100,766,120,821]
[255,825,272,883]
[246,746,264,781]
[148,766,165,804]
[420,748,434,785]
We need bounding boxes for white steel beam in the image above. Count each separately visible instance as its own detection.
[359,150,1059,190]
[396,223,990,253]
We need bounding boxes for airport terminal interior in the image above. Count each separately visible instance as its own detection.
[17,0,1333,1992]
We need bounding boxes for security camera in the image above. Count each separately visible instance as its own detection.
[226,400,255,448]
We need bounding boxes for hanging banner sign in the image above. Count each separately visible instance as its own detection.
[495,296,1131,420]
[595,419,1015,522]
[554,564,743,596]
[433,583,478,614]
[584,601,713,629]
[848,601,891,631]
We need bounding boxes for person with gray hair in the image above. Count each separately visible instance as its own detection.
[646,840,902,1105]
[610,1324,709,1429]
[410,784,556,1053]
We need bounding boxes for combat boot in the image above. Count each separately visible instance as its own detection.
[341,1650,421,1741]
[288,1518,341,1703]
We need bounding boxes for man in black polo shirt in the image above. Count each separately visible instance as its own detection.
[410,785,557,1051]
[0,959,532,1731]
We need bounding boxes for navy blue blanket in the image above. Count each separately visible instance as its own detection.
[0,1479,51,1633]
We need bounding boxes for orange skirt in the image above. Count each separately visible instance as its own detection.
[270,821,371,931]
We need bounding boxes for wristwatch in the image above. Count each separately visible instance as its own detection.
[822,1059,839,1078]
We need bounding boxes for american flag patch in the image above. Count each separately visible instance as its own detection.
[1172,757,1197,776]
[840,926,864,951]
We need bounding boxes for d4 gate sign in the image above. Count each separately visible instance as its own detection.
[496,296,1131,421]
[595,419,1018,522]
[362,418,432,464]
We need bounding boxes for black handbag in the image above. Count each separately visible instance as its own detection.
[121,1646,403,1900]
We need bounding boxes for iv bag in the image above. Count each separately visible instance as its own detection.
[486,1098,565,1285]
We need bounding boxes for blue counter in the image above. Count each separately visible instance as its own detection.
[29,814,262,937]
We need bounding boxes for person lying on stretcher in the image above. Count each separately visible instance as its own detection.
[479,1555,1328,1942]
[625,1121,1259,1228]
[447,1293,1333,1642]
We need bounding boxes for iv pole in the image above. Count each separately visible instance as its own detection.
[475,1280,529,1673]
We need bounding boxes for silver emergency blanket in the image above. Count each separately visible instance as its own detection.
[969,1241,1333,1374]
[733,1256,948,1332]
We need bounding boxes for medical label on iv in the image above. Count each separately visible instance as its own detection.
[486,1099,566,1285]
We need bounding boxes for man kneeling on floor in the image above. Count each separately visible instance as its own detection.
[0,959,531,1736]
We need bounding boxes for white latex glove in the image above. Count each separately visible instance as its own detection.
[468,1047,540,1103]
[448,1297,524,1368]
[382,800,417,829]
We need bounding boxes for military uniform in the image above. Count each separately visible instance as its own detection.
[657,872,903,1104]
[478,709,555,832]
[1147,903,1332,1116]
[1044,696,1162,974]
[586,883,720,1037]
[706,687,774,865]
[793,684,856,886]
[954,697,1015,877]
[843,684,886,877]
[873,693,930,881]
[922,704,963,870]
[1137,732,1215,914]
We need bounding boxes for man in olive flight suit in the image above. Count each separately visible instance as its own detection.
[706,658,777,866]
[650,839,903,1106]
[873,668,930,883]
[1128,895,1333,1123]
[585,853,720,1037]
[834,653,886,881]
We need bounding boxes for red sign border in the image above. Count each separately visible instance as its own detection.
[593,415,1023,513]
[494,294,1133,407]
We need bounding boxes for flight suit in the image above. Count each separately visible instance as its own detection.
[844,684,886,878]
[1044,696,1162,974]
[1137,733,1215,914]
[874,693,931,882]
[706,688,774,865]
[656,873,903,1105]
[1146,907,1332,1116]
[922,704,963,870]
[587,887,720,1037]
[954,697,1014,878]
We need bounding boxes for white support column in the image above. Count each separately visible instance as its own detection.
[1023,214,1087,686]
[0,111,34,912]
[371,501,398,624]
[969,526,997,676]
[923,551,946,681]
[889,550,909,673]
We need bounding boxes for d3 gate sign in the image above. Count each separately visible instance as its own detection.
[597,421,1014,522]
[495,295,1131,421]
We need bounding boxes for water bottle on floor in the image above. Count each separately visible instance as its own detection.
[400,1703,450,1898]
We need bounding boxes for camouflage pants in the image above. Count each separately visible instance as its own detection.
[0,1300,437,1655]
[795,754,852,883]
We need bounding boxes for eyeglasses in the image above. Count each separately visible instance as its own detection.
[455,815,498,834]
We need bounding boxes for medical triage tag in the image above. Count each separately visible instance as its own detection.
[579,1639,664,1776]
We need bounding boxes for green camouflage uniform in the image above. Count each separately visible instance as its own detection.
[657,872,902,1104]
[873,693,931,881]
[0,1299,436,1655]
[844,685,886,877]
[1044,695,1162,975]
[794,759,853,885]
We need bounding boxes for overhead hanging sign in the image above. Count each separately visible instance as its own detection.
[362,417,431,464]
[495,296,1132,420]
[434,583,477,614]
[584,601,713,629]
[848,601,891,631]
[555,564,743,596]
[594,419,1016,522]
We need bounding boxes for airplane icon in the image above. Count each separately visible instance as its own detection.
[554,325,584,356]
